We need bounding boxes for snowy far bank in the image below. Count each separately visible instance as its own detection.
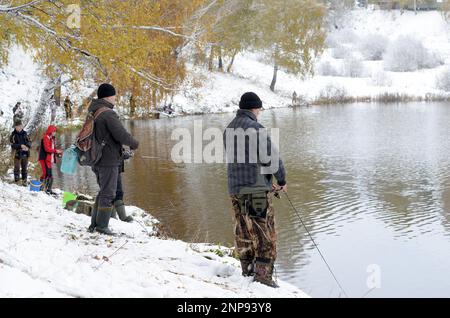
[174,10,450,114]
[0,181,307,298]
[1,9,449,124]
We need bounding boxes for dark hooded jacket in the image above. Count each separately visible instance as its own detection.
[88,99,139,167]
[10,129,32,159]
[223,109,287,195]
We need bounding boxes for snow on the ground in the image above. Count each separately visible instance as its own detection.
[0,181,307,298]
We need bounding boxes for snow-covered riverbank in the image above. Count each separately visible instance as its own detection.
[1,9,448,124]
[174,9,450,114]
[0,181,307,298]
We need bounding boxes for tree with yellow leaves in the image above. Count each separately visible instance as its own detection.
[0,0,217,128]
[255,0,327,91]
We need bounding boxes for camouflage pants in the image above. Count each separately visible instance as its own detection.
[230,193,277,262]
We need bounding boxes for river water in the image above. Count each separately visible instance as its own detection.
[55,102,450,297]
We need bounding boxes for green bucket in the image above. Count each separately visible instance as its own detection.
[63,191,77,207]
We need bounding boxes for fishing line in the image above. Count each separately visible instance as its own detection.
[284,192,349,298]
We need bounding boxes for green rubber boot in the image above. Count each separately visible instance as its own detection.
[114,200,133,223]
[95,206,115,236]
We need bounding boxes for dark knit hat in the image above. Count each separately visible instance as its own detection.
[97,83,116,99]
[239,92,263,110]
[14,119,23,127]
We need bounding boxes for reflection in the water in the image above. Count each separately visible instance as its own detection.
[55,103,450,297]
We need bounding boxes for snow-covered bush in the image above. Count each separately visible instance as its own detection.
[359,34,389,61]
[317,83,351,103]
[326,29,359,48]
[371,70,392,87]
[383,36,444,72]
[317,60,339,76]
[436,68,450,92]
[332,44,350,59]
[341,58,366,78]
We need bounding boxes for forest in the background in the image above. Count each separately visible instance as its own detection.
[0,0,449,127]
[0,0,327,113]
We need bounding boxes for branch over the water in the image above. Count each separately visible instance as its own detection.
[0,0,44,12]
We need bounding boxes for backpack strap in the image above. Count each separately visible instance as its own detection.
[93,106,111,120]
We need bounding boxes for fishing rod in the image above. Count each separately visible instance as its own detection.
[283,192,349,298]
[94,240,129,271]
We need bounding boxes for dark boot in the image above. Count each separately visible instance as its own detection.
[240,259,254,277]
[95,206,115,236]
[45,178,57,196]
[22,170,28,186]
[114,200,133,223]
[111,206,118,219]
[88,198,99,233]
[254,258,278,288]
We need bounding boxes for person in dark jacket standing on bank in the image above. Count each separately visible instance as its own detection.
[88,83,139,235]
[223,92,287,288]
[10,120,32,186]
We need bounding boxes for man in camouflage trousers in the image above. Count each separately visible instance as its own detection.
[224,92,287,288]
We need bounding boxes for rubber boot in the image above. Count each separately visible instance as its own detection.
[254,258,279,288]
[114,200,133,223]
[22,172,28,187]
[95,206,115,236]
[240,259,254,277]
[111,206,118,219]
[88,198,99,233]
[45,178,57,196]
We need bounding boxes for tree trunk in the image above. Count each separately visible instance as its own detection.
[270,64,278,92]
[25,80,55,135]
[26,78,69,135]
[151,89,157,111]
[130,94,136,117]
[78,89,97,116]
[218,47,223,72]
[227,49,238,73]
[54,76,61,106]
[208,46,214,71]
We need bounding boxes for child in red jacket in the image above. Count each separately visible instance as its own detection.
[39,125,62,195]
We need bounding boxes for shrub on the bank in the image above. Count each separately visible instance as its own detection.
[331,44,350,59]
[327,29,359,48]
[384,36,443,72]
[317,83,353,104]
[436,67,450,92]
[360,34,389,61]
[341,57,366,78]
[317,60,339,76]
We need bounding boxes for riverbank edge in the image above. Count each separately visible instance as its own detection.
[0,181,308,298]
